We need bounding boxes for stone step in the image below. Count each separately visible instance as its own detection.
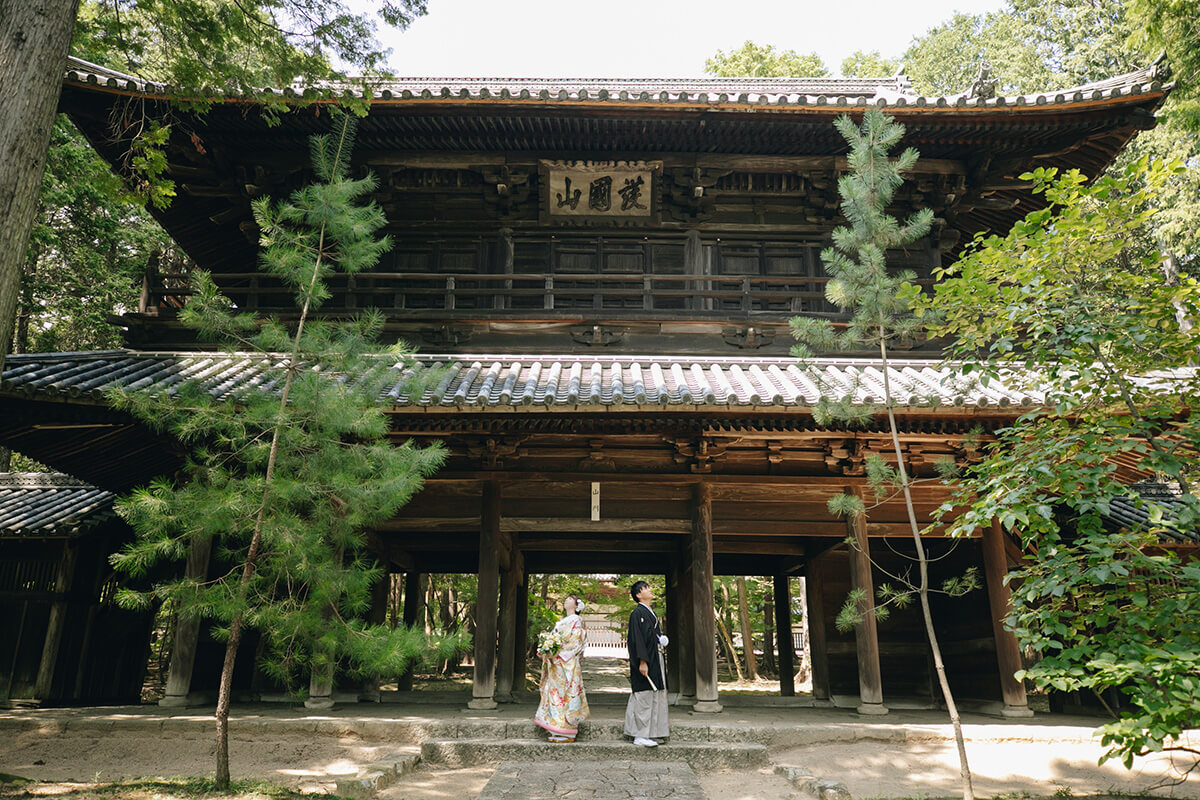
[421,738,768,772]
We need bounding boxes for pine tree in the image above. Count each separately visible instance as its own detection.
[791,108,977,800]
[108,113,462,789]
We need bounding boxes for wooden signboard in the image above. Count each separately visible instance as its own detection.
[540,160,661,224]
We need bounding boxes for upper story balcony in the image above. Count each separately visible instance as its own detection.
[129,232,938,355]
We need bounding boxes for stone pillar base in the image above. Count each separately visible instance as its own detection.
[1001,704,1034,718]
[468,698,499,710]
[159,692,208,708]
[304,696,335,710]
[692,700,723,713]
[856,702,889,715]
[494,692,515,704]
[674,694,697,707]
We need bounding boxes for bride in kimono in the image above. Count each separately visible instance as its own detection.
[534,595,590,742]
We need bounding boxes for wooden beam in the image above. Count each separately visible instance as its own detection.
[512,559,529,695]
[691,482,722,712]
[773,574,795,697]
[34,541,79,700]
[804,553,831,702]
[360,151,966,177]
[469,481,502,709]
[666,564,682,695]
[847,490,888,715]
[504,517,690,534]
[984,521,1033,717]
[677,539,697,703]
[379,516,957,538]
[159,536,212,707]
[494,547,522,703]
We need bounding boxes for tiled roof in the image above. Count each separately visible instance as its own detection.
[63,56,1171,111]
[1103,483,1198,545]
[0,473,116,538]
[0,350,1038,411]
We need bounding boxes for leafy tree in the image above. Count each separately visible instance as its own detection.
[840,50,900,78]
[16,116,171,355]
[1127,0,1200,130]
[0,0,430,373]
[790,108,977,800]
[704,41,828,78]
[109,115,458,788]
[901,11,1053,96]
[918,158,1200,775]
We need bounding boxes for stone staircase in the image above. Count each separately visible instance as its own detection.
[418,718,769,772]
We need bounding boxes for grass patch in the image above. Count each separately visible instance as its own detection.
[0,778,349,800]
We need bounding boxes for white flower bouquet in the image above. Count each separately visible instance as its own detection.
[536,629,564,657]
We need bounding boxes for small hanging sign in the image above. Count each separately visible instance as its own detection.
[591,482,601,521]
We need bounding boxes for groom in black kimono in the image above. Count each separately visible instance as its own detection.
[624,579,669,747]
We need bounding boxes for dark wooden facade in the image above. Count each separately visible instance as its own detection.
[0,474,154,705]
[0,59,1178,712]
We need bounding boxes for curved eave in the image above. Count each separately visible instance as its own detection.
[61,73,1171,118]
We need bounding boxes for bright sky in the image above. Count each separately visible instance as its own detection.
[367,0,1008,78]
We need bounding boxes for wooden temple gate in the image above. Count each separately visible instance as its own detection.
[0,57,1176,709]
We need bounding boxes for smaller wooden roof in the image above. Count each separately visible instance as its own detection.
[1104,482,1198,545]
[0,473,116,539]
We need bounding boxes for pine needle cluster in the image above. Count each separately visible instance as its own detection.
[107,115,461,784]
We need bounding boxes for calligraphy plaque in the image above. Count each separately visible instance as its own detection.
[540,160,661,224]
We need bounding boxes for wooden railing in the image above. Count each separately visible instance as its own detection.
[142,271,906,318]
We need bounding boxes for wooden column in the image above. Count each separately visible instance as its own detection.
[677,546,697,704]
[691,482,722,712]
[847,499,887,715]
[512,565,529,695]
[469,481,501,709]
[397,571,424,691]
[495,548,522,703]
[34,540,79,700]
[360,572,390,702]
[804,554,832,703]
[160,536,213,707]
[665,567,681,697]
[984,520,1033,717]
[773,574,795,697]
[305,660,335,709]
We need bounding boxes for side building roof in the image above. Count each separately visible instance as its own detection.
[0,472,116,539]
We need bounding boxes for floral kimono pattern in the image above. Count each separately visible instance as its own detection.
[534,614,590,736]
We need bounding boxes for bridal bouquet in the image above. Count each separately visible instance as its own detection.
[536,629,564,657]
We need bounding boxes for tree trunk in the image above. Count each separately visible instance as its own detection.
[879,337,975,800]
[762,585,777,676]
[714,589,743,683]
[736,577,758,680]
[0,0,81,371]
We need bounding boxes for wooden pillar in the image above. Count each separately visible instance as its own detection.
[677,546,697,704]
[469,481,501,710]
[34,541,79,700]
[305,660,335,709]
[804,554,832,703]
[397,571,424,691]
[847,499,887,715]
[512,565,529,695]
[495,548,522,703]
[359,572,391,702]
[984,520,1033,717]
[160,536,213,707]
[773,574,795,697]
[691,482,722,712]
[665,567,681,697]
